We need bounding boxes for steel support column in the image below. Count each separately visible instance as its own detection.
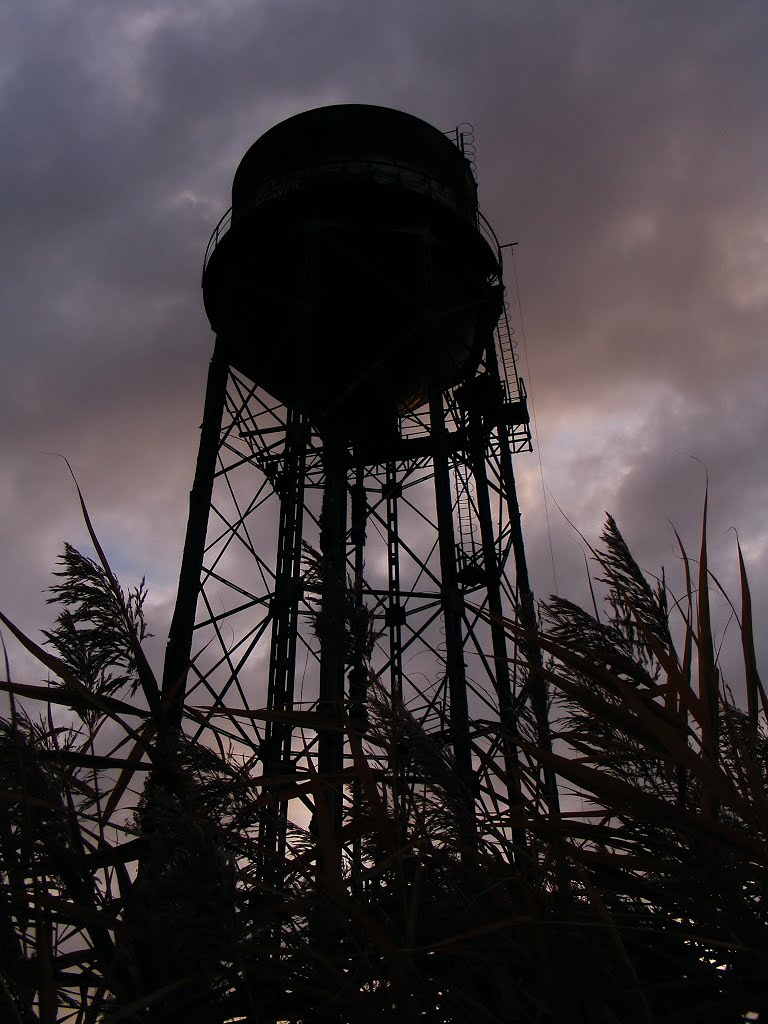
[260,408,309,873]
[162,338,229,739]
[428,386,477,842]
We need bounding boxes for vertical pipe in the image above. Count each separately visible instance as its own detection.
[349,468,368,893]
[348,469,369,726]
[385,463,404,703]
[315,431,348,877]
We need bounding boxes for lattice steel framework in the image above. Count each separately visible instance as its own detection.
[162,282,556,884]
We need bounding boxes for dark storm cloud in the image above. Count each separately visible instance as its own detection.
[1,0,765,674]
[483,3,768,403]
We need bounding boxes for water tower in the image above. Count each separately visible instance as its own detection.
[163,104,553,881]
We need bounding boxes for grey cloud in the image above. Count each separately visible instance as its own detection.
[1,0,765,683]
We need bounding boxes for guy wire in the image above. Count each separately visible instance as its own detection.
[509,245,559,597]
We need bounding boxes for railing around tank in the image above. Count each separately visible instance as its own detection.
[202,157,498,280]
[203,207,233,280]
[477,210,503,281]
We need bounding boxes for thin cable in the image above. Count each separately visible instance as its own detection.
[510,245,559,597]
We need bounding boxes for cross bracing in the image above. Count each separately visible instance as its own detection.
[161,319,553,893]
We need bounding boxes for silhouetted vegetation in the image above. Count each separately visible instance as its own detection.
[1,496,766,1021]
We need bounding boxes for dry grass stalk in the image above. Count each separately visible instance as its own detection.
[0,493,765,1022]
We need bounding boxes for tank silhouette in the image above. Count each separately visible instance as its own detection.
[202,104,503,440]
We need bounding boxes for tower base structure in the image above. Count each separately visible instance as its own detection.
[162,307,555,888]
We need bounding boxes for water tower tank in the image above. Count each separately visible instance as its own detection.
[202,104,503,440]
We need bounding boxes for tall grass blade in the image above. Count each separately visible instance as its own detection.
[737,537,768,729]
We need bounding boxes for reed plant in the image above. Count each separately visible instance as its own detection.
[0,486,765,1022]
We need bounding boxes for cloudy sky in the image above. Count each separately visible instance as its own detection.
[1,0,766,686]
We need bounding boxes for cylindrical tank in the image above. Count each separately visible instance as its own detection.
[202,104,502,441]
